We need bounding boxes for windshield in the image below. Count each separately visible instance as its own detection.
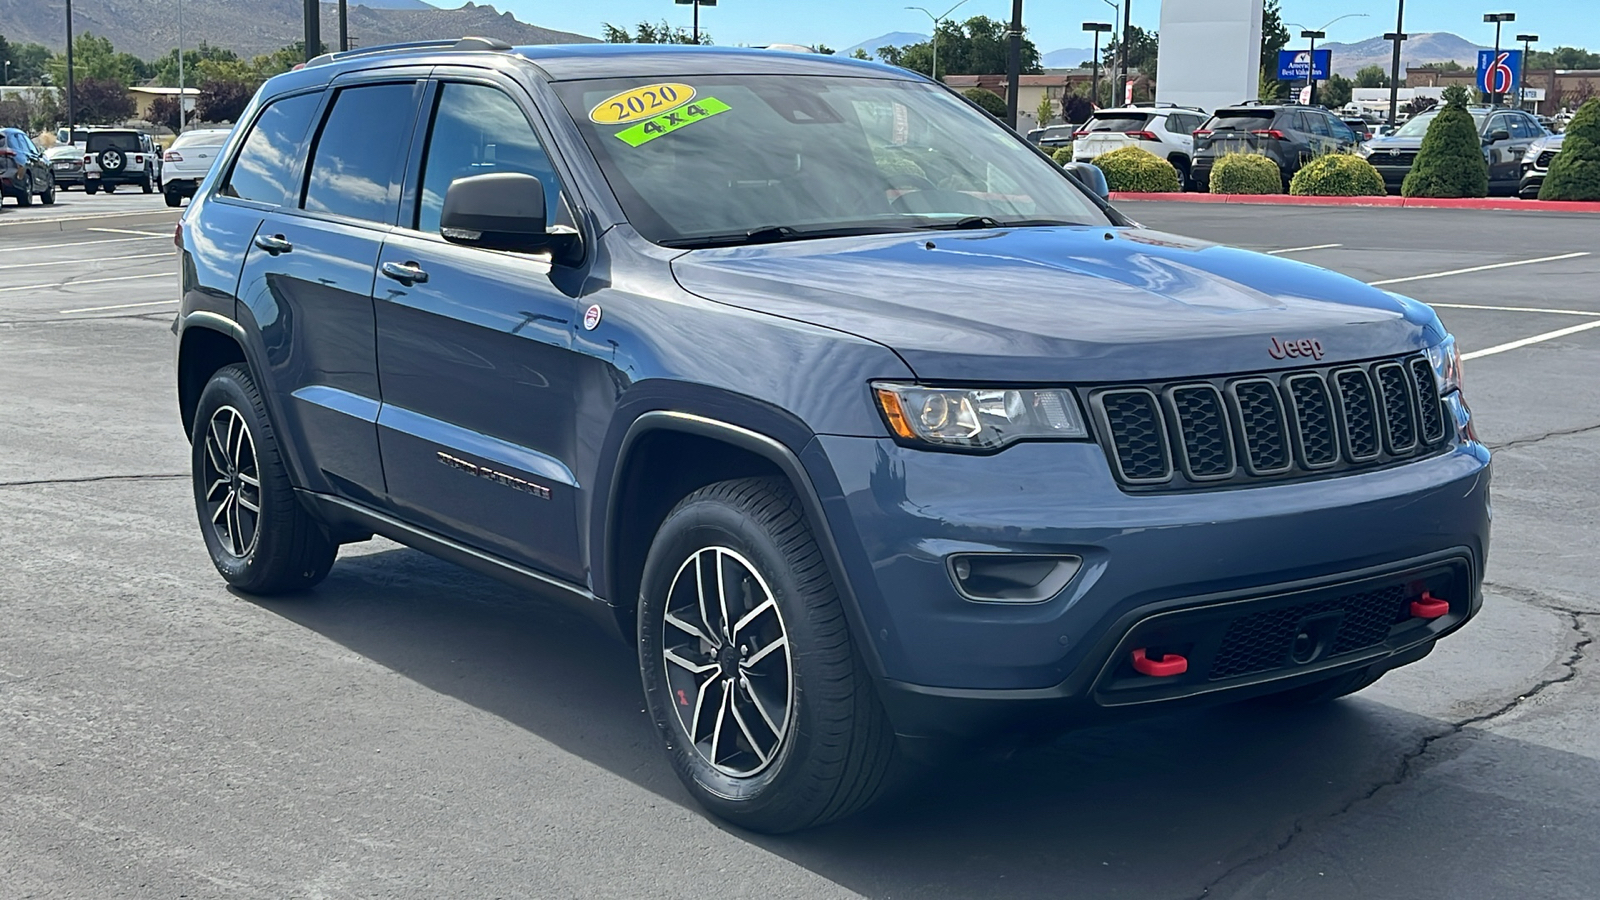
[553,74,1110,247]
[87,133,141,152]
[1394,109,1489,137]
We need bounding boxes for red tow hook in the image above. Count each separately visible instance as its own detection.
[1131,648,1188,677]
[1411,591,1450,619]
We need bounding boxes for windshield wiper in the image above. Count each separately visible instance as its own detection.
[919,216,1084,231]
[659,223,919,249]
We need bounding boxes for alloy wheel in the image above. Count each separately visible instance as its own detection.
[662,546,794,777]
[200,406,262,558]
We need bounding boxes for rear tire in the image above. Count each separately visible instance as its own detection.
[191,363,337,595]
[40,178,55,205]
[165,190,182,208]
[15,174,31,206]
[638,477,896,833]
[104,183,116,194]
[85,182,99,195]
[141,175,153,194]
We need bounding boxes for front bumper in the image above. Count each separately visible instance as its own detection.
[1368,161,1412,189]
[809,434,1490,737]
[1520,168,1546,199]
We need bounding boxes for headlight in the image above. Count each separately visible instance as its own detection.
[873,383,1089,450]
[1357,143,1374,157]
[1426,335,1462,394]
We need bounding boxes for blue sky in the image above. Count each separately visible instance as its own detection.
[491,0,1594,56]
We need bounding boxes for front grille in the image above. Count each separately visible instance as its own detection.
[1376,150,1417,167]
[1091,354,1449,491]
[1209,585,1410,680]
[1537,150,1556,169]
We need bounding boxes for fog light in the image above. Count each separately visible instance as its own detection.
[948,554,1082,603]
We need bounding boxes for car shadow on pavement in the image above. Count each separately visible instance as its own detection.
[249,543,1600,900]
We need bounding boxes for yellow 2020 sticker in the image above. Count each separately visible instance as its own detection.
[589,83,696,124]
[614,98,731,147]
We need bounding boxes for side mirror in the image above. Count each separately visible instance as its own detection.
[1063,161,1110,201]
[440,172,578,258]
[1488,129,1511,143]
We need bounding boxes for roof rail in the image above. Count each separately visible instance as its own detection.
[302,36,512,69]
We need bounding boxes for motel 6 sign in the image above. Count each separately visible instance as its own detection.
[1477,49,1522,96]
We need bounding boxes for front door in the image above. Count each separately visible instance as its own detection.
[373,76,587,581]
[234,77,425,504]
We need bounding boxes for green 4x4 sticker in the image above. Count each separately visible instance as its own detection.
[615,97,731,147]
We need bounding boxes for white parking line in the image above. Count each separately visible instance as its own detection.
[1267,243,1342,255]
[0,235,166,253]
[58,299,178,314]
[1462,319,1600,360]
[87,227,176,238]
[1432,302,1600,317]
[0,252,170,272]
[0,273,169,293]
[1369,252,1591,286]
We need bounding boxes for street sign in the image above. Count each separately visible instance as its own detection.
[1477,49,1521,96]
[1277,49,1331,81]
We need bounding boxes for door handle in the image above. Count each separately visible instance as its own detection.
[380,260,429,285]
[253,233,292,255]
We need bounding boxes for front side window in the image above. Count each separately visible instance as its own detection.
[222,93,320,206]
[554,75,1111,246]
[303,82,419,223]
[416,82,561,234]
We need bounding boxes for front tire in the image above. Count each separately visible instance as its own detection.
[85,182,99,195]
[165,190,182,208]
[40,176,55,205]
[638,477,896,833]
[15,174,31,206]
[191,363,336,594]
[141,175,153,194]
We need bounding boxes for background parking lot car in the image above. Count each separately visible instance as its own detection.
[1360,106,1545,194]
[1,126,56,206]
[161,127,232,207]
[83,129,161,195]
[1192,102,1360,191]
[1072,104,1205,188]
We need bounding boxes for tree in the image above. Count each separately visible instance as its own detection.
[877,16,1040,77]
[1258,68,1288,102]
[148,94,184,131]
[602,20,707,45]
[196,77,254,124]
[1401,88,1488,198]
[48,34,145,87]
[1321,73,1353,109]
[1539,97,1600,201]
[1404,96,1438,117]
[1418,61,1466,73]
[1102,25,1158,79]
[152,43,241,87]
[8,43,52,85]
[1355,65,1391,89]
[1060,91,1092,125]
[1527,47,1600,71]
[1259,0,1290,100]
[1035,92,1055,125]
[962,87,1008,118]
[0,97,29,129]
[816,44,835,55]
[1441,84,1471,107]
[850,49,870,61]
[74,76,135,124]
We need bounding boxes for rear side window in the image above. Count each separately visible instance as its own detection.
[1205,111,1274,131]
[222,93,320,206]
[1086,114,1152,132]
[303,82,419,223]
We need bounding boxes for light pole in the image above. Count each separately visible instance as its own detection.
[905,0,973,83]
[674,0,717,45]
[1005,0,1022,127]
[1483,12,1515,106]
[1515,32,1537,110]
[1100,0,1118,107]
[3,62,10,87]
[65,0,76,134]
[1083,22,1112,113]
[304,0,320,62]
[339,0,349,52]
[1119,0,1130,106]
[177,0,185,133]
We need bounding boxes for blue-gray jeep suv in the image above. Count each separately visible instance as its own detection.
[175,39,1489,833]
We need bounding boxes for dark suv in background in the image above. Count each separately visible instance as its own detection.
[1360,106,1544,194]
[175,40,1489,833]
[1191,102,1361,190]
[1,127,56,205]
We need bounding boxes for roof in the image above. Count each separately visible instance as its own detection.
[511,44,912,81]
[942,74,1074,86]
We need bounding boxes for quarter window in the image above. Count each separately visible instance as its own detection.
[221,92,320,207]
[303,83,419,223]
[415,82,562,234]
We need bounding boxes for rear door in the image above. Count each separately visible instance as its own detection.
[1484,113,1522,188]
[372,71,587,580]
[1074,112,1150,160]
[233,73,426,505]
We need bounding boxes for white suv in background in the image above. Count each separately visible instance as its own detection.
[1071,104,1207,190]
[162,128,233,207]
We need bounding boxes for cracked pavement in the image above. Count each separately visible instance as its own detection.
[2,204,1599,898]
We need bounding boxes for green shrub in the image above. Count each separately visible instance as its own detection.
[1091,145,1181,192]
[1401,99,1488,198]
[962,87,1009,119]
[1051,145,1075,165]
[1209,152,1282,194]
[1290,153,1388,196]
[1539,97,1600,201]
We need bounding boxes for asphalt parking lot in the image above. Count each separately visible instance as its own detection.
[2,197,1598,898]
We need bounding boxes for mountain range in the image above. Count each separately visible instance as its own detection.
[0,0,594,60]
[839,31,926,60]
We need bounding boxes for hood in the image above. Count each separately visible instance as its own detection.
[670,226,1441,382]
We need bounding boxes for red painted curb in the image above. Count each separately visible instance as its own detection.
[1110,192,1600,214]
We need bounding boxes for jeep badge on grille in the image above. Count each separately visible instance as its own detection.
[1268,336,1325,360]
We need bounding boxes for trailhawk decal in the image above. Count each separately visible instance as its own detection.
[614,98,732,147]
[589,83,696,124]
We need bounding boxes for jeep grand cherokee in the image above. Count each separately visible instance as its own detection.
[174,39,1489,833]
